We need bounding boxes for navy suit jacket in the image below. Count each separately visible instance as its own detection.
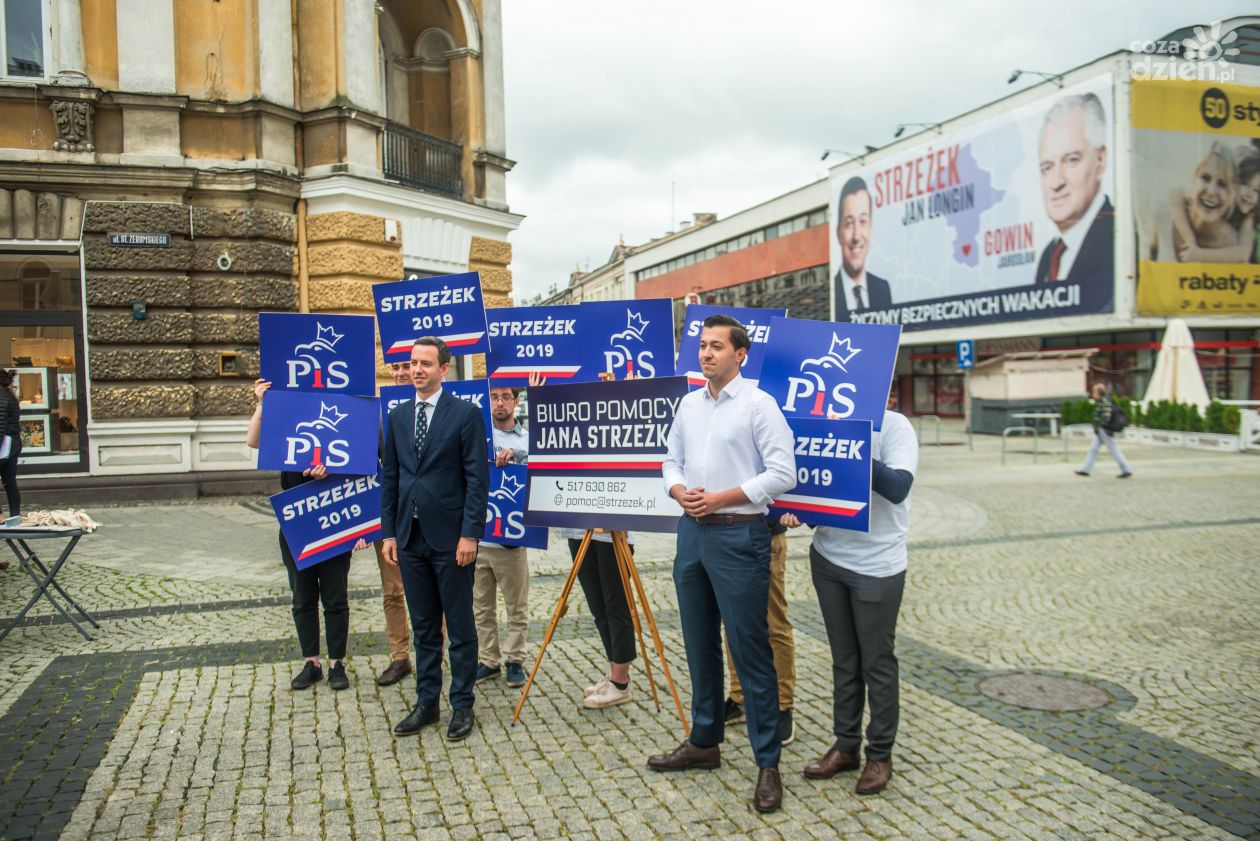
[834,271,893,321]
[381,389,489,553]
[1035,197,1114,284]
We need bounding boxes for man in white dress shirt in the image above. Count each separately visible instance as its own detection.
[646,314,796,813]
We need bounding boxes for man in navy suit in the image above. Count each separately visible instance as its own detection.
[833,176,893,322]
[381,336,489,742]
[1034,92,1113,286]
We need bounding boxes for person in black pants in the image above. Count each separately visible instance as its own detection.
[0,369,21,524]
[247,379,353,691]
[564,529,637,709]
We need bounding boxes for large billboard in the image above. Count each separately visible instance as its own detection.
[830,75,1115,331]
[1132,78,1260,315]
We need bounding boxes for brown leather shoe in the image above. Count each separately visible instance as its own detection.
[754,767,782,812]
[803,747,861,779]
[646,740,720,772]
[376,659,412,687]
[855,757,893,795]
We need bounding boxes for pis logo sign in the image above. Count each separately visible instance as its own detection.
[605,310,657,377]
[785,334,863,418]
[486,471,527,540]
[287,322,349,389]
[287,401,352,468]
[758,317,901,432]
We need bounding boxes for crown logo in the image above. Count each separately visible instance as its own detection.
[490,473,525,501]
[295,322,344,355]
[314,322,342,348]
[801,334,862,374]
[296,401,348,432]
[611,310,650,345]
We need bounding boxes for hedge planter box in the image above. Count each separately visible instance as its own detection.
[1122,428,1241,452]
[1183,432,1243,452]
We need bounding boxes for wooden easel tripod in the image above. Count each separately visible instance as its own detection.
[511,528,689,736]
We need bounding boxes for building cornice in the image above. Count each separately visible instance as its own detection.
[300,173,523,230]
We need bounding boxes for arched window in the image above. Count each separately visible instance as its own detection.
[414,27,455,138]
[378,9,408,123]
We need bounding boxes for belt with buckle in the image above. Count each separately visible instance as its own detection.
[693,513,762,526]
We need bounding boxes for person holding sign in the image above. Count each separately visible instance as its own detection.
[803,407,917,796]
[381,337,489,743]
[372,358,416,688]
[247,379,353,692]
[473,385,532,689]
[650,314,797,814]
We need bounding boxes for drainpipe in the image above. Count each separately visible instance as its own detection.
[297,199,310,314]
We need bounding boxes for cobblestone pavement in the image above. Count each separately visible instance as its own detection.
[0,432,1257,840]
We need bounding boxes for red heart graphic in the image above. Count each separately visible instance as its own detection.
[962,244,972,256]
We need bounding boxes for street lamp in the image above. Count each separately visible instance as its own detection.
[893,122,942,138]
[1008,69,1064,87]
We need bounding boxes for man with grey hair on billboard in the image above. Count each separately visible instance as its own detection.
[1035,92,1114,285]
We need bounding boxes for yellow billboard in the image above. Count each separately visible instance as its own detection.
[1132,79,1260,315]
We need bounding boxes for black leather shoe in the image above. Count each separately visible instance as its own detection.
[447,708,475,741]
[393,704,439,737]
[328,662,350,690]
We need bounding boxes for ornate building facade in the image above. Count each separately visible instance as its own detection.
[0,0,521,492]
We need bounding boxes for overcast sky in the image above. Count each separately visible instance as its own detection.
[501,2,1254,301]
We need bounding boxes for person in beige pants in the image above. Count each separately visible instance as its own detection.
[473,385,532,688]
[375,359,414,687]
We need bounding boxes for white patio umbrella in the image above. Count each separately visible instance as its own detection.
[1143,318,1210,410]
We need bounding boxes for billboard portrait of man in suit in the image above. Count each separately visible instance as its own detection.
[833,176,893,321]
[1035,92,1114,285]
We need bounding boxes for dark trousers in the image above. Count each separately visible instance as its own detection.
[0,439,21,517]
[674,516,780,769]
[569,538,637,664]
[399,525,477,710]
[279,532,350,660]
[810,546,905,760]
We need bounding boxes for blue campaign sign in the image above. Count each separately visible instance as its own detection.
[372,272,489,361]
[526,376,690,533]
[445,379,493,453]
[956,339,975,370]
[674,304,786,389]
[485,305,584,386]
[483,463,548,550]
[259,312,377,395]
[271,471,382,570]
[258,390,380,475]
[758,317,902,432]
[769,417,873,532]
[379,384,414,431]
[379,380,492,453]
[579,299,675,380]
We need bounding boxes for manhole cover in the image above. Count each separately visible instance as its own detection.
[977,672,1111,711]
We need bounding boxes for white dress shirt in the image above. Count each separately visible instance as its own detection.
[812,411,918,577]
[413,387,442,441]
[1051,190,1108,280]
[662,374,797,515]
